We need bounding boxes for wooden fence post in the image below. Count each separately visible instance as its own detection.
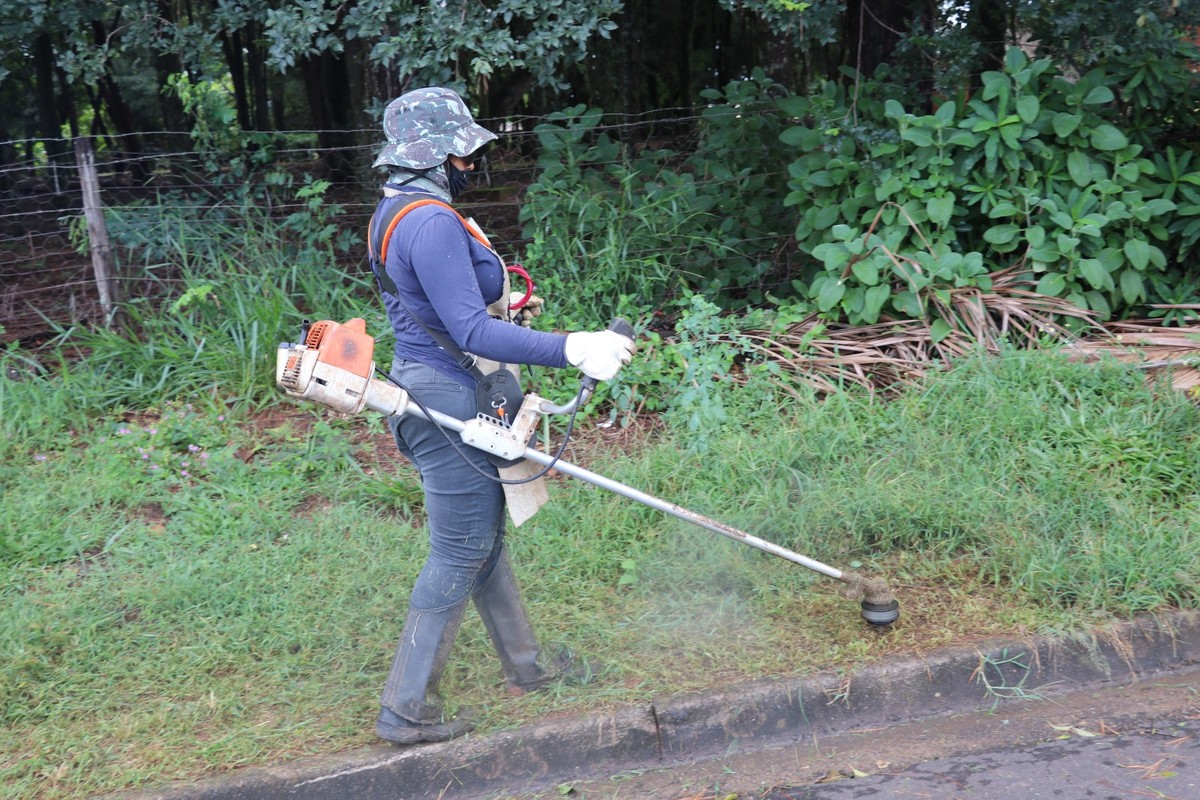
[74,137,122,328]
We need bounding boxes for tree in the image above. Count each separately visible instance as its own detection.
[4,0,1199,165]
[842,0,936,80]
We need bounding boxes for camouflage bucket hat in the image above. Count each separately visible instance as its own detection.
[372,87,498,171]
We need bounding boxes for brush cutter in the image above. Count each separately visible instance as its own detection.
[274,317,900,627]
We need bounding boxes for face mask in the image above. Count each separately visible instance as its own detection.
[446,160,471,199]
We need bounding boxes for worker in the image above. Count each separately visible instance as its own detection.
[367,87,635,745]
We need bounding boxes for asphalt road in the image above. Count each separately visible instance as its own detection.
[500,667,1200,800]
[758,716,1199,800]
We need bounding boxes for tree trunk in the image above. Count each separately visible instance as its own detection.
[969,0,1014,75]
[247,20,271,132]
[156,0,187,135]
[842,0,936,88]
[844,0,900,79]
[33,34,67,167]
[221,28,252,131]
[271,76,286,131]
[56,64,80,138]
[300,51,356,182]
[90,20,146,179]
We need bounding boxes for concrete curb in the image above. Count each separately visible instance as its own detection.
[115,611,1200,800]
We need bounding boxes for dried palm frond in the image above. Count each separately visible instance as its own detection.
[1065,321,1200,395]
[720,267,1102,396]
[934,266,1097,347]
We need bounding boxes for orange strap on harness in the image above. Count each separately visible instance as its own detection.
[367,197,493,269]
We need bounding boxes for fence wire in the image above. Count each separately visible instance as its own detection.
[1,108,787,345]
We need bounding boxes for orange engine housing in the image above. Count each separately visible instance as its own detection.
[307,318,375,380]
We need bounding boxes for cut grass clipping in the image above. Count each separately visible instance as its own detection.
[2,348,1198,798]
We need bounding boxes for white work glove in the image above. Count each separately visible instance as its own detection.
[564,330,635,381]
[510,292,545,327]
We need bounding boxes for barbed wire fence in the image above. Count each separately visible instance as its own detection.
[1,107,792,347]
[0,126,521,346]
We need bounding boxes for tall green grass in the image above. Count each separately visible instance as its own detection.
[1,191,376,452]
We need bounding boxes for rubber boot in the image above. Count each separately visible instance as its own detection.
[376,600,474,745]
[472,547,594,695]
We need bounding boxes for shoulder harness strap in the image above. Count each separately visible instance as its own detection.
[367,196,496,379]
[367,197,492,296]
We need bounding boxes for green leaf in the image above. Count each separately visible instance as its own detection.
[1115,162,1141,182]
[816,279,846,312]
[980,71,1007,101]
[1004,48,1027,72]
[1085,290,1110,317]
[780,126,823,148]
[893,290,923,317]
[812,205,841,230]
[934,101,956,123]
[812,243,849,269]
[808,171,835,187]
[927,194,955,227]
[851,259,880,285]
[1143,198,1177,216]
[1090,124,1128,151]
[862,284,890,323]
[1052,112,1083,138]
[1049,211,1074,229]
[1077,258,1110,290]
[1083,85,1115,105]
[1026,226,1046,248]
[1068,151,1092,186]
[1036,273,1066,296]
[876,175,904,201]
[1124,238,1150,270]
[947,129,981,147]
[930,318,954,344]
[1016,95,1039,124]
[984,224,1020,245]
[902,126,934,147]
[1029,245,1061,263]
[1120,268,1145,304]
[1095,247,1124,272]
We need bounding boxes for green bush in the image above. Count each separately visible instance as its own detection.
[517,70,796,324]
[782,46,1200,330]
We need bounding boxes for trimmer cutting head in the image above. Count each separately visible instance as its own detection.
[860,598,901,626]
[841,572,901,626]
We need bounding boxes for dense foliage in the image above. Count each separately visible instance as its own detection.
[10,2,1197,153]
[785,47,1200,331]
[517,48,1200,335]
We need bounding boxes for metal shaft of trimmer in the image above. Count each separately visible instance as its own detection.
[409,403,845,583]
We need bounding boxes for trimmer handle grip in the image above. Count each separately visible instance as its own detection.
[580,317,635,394]
[609,317,635,339]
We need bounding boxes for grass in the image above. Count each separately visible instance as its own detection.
[2,340,1198,798]
[2,196,1198,796]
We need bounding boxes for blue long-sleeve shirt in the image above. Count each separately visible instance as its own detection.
[374,191,569,387]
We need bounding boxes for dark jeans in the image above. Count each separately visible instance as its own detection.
[387,360,505,611]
